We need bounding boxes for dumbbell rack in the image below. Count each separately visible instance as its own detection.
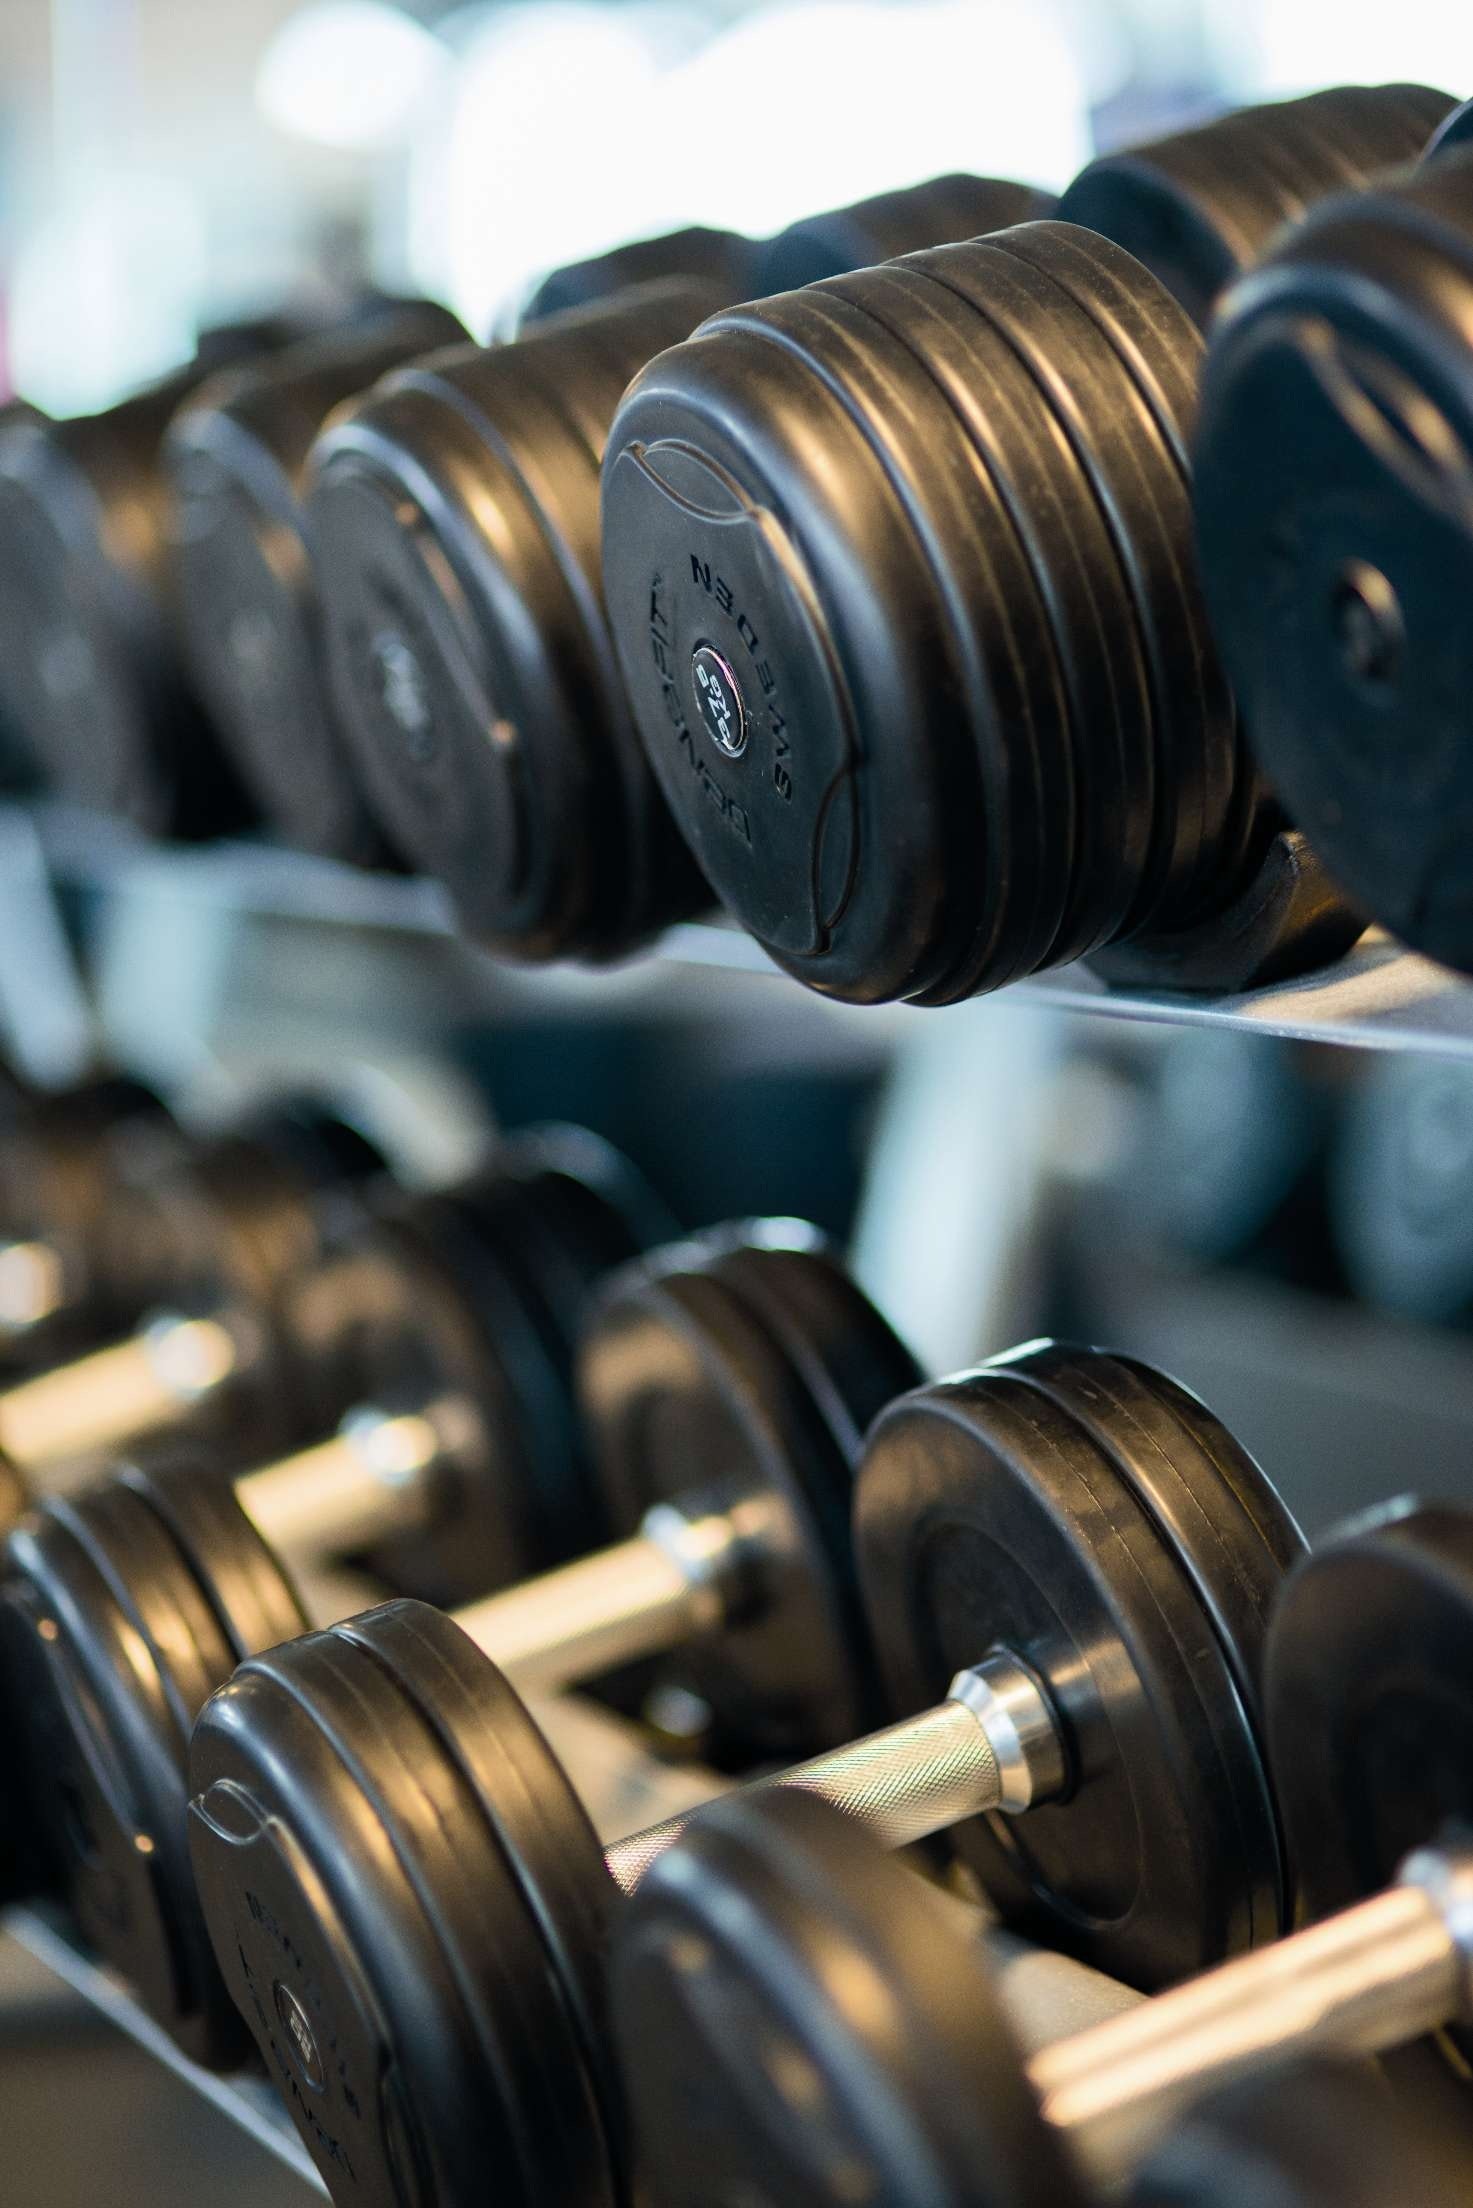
[6,793,1473,2199]
[13,801,1473,1060]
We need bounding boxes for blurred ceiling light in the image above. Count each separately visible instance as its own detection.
[257,1,450,153]
[1218,0,1473,99]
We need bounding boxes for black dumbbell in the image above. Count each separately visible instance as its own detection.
[0,318,316,837]
[0,1094,388,1479]
[0,1072,177,1362]
[1194,149,1473,977]
[164,301,468,866]
[603,217,1275,1005]
[754,173,1055,293]
[614,1785,1473,2208]
[307,279,746,963]
[1,1221,903,2066]
[1057,83,1453,329]
[522,228,764,323]
[611,1498,1473,2206]
[184,1340,1302,2204]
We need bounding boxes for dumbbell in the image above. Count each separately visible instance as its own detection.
[610,1497,1473,2206]
[522,227,764,323]
[0,318,319,837]
[1194,149,1473,978]
[1057,83,1453,329]
[185,1340,1303,2204]
[614,1785,1473,2208]
[1426,95,1473,163]
[307,279,748,963]
[0,1072,177,1360]
[1127,2057,1473,2208]
[0,1094,388,1480]
[1,1220,904,2065]
[1327,1055,1473,1323]
[602,214,1281,1005]
[164,300,468,866]
[754,173,1055,293]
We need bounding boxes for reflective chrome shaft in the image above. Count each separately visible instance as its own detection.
[1030,1854,1473,2190]
[0,1239,65,1335]
[603,1655,1059,1896]
[239,1408,443,1559]
[0,1313,238,1468]
[454,1499,741,1692]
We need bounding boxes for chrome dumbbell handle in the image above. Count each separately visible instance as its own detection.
[1028,1844,1473,2190]
[0,1311,240,1469]
[237,1406,446,1557]
[602,1655,1065,1896]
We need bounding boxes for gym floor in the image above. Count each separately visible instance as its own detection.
[0,1935,318,2207]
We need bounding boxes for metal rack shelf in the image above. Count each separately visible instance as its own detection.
[20,802,1473,1060]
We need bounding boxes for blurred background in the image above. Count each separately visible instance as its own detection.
[2,2,1473,2200]
[0,0,1471,411]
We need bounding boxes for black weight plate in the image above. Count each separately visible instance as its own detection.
[920,232,1215,939]
[4,1484,248,2065]
[1426,97,1473,163]
[0,377,254,837]
[523,226,761,323]
[990,1343,1300,1933]
[756,172,1053,292]
[167,305,464,864]
[980,221,1255,916]
[671,1228,923,1734]
[284,1192,579,1605]
[828,264,1111,975]
[1194,166,1473,972]
[311,284,719,962]
[120,1453,310,1661]
[188,1604,615,2208]
[741,281,1062,994]
[876,256,1150,961]
[450,1122,673,1367]
[1058,127,1286,328]
[603,309,976,1004]
[978,221,1260,919]
[855,1368,1280,1987]
[614,1788,1082,2208]
[1330,1053,1473,1321]
[0,1074,175,1342]
[1266,1501,1473,2090]
[584,1234,879,1754]
[1127,2056,1473,2207]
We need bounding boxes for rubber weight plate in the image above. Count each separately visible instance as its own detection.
[2,1480,263,2064]
[166,303,465,864]
[1426,96,1473,163]
[1058,84,1455,328]
[613,1788,1082,2208]
[1127,2056,1473,2206]
[522,226,761,324]
[0,336,297,834]
[308,281,732,961]
[1196,154,1473,973]
[583,1224,921,1754]
[602,220,1226,1004]
[755,172,1055,292]
[855,1351,1289,1986]
[188,1602,617,2208]
[0,1074,177,1351]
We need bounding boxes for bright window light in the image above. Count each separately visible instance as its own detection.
[257,1,450,154]
[1215,0,1473,101]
